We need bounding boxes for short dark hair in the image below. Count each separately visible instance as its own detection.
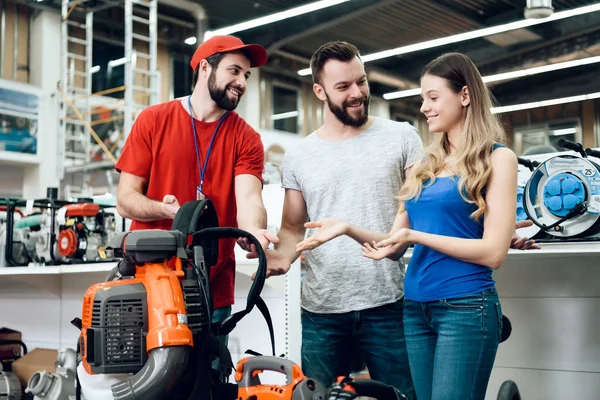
[310,41,361,85]
[191,52,226,91]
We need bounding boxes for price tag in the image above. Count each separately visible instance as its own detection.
[588,195,600,214]
[25,199,34,215]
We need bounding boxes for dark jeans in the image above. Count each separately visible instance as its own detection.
[403,289,502,400]
[301,299,415,399]
[211,306,232,370]
[212,305,232,347]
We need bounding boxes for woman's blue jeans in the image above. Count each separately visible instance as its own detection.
[403,288,502,400]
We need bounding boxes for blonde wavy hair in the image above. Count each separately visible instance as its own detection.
[399,53,506,219]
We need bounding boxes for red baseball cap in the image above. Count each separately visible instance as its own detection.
[190,35,268,71]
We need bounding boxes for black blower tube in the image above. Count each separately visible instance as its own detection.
[111,346,190,400]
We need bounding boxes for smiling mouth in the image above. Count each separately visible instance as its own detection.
[346,101,364,108]
[227,87,242,97]
[426,115,437,122]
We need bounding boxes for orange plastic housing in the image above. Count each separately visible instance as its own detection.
[58,229,78,257]
[80,257,193,374]
[236,357,306,399]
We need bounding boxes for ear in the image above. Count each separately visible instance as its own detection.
[199,59,211,77]
[313,83,327,101]
[461,85,470,107]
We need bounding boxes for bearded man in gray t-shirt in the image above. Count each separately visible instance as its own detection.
[258,41,419,398]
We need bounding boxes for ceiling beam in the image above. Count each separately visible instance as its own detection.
[267,0,394,53]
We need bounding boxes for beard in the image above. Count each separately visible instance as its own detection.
[208,70,243,111]
[325,91,370,128]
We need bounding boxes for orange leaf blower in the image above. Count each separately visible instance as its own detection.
[235,355,326,399]
[75,199,275,400]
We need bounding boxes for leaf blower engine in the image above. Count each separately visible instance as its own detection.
[74,199,276,400]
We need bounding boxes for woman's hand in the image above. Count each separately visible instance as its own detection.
[377,228,413,248]
[361,241,400,260]
[362,228,413,261]
[296,218,349,252]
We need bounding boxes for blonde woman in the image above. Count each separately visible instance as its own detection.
[296,53,518,399]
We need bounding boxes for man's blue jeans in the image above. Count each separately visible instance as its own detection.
[301,299,415,399]
[212,305,232,347]
[211,306,232,371]
[403,288,502,400]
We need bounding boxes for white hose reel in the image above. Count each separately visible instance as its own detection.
[522,139,600,239]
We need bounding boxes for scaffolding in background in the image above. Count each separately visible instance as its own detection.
[59,0,159,196]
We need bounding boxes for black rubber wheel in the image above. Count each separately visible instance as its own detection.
[497,380,521,400]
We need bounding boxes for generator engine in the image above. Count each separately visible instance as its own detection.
[56,203,116,262]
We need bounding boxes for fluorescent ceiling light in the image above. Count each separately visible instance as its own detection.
[107,57,127,68]
[550,128,577,136]
[384,55,600,100]
[271,111,299,120]
[298,3,600,76]
[204,0,350,41]
[90,65,101,74]
[491,92,600,114]
[184,36,197,46]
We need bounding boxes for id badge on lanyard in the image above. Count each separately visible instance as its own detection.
[188,96,227,201]
[196,186,205,200]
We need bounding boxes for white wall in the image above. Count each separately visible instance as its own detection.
[0,165,25,196]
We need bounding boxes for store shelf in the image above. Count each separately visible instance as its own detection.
[0,262,116,276]
[0,259,280,288]
[403,240,600,261]
[0,150,40,166]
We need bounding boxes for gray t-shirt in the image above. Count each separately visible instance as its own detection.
[282,117,423,313]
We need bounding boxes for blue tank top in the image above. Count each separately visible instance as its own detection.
[403,144,504,302]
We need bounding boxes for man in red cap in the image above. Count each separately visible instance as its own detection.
[115,35,277,326]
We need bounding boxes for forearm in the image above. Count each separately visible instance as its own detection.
[116,190,166,222]
[409,230,509,269]
[237,200,267,232]
[275,227,306,264]
[346,224,391,246]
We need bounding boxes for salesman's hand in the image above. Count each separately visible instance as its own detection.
[238,229,279,258]
[249,249,291,280]
[162,194,181,219]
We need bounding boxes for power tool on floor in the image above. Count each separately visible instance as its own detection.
[235,355,326,399]
[74,199,276,400]
[326,376,408,400]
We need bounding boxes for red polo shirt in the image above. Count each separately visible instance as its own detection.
[115,99,264,308]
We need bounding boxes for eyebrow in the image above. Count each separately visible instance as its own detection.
[421,89,439,98]
[334,74,367,86]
